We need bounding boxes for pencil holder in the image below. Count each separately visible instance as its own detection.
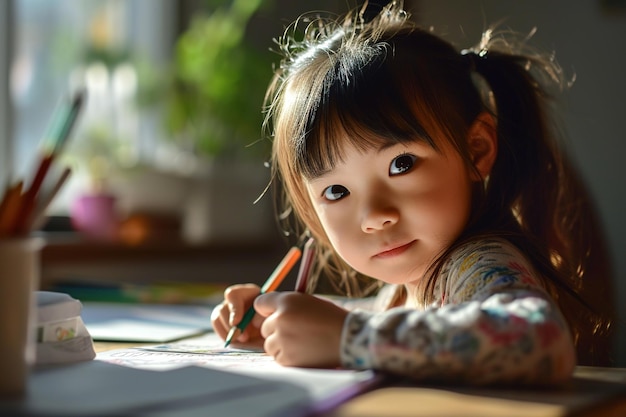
[0,237,43,398]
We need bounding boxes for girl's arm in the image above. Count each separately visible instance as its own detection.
[339,239,576,385]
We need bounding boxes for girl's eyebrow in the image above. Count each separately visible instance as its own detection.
[378,141,416,154]
[307,167,333,181]
[378,142,398,152]
[310,171,333,182]
[310,143,403,180]
[307,140,418,182]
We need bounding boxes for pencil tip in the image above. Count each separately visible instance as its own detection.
[224,326,237,348]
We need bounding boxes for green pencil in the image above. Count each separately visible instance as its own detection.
[224,246,302,347]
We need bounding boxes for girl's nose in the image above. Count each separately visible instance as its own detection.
[361,199,400,233]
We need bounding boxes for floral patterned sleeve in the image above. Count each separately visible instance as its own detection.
[339,238,576,385]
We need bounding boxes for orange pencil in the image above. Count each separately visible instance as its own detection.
[0,181,24,237]
[224,245,302,347]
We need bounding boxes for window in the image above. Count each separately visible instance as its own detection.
[4,0,379,220]
[8,0,177,214]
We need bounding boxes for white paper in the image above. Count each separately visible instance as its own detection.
[97,333,380,402]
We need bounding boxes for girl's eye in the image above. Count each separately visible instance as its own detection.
[323,185,349,201]
[389,153,417,175]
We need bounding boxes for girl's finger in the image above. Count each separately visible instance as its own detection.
[210,303,229,339]
[263,332,280,362]
[224,284,261,325]
[254,292,282,317]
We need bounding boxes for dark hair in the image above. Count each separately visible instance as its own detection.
[264,1,615,365]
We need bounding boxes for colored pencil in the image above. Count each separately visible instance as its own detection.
[12,89,85,234]
[294,237,315,293]
[0,181,24,237]
[29,166,72,231]
[224,245,302,347]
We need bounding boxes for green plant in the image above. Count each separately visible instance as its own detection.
[139,0,274,160]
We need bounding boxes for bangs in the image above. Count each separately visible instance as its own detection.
[296,59,436,179]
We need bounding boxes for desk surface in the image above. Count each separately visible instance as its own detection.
[93,342,626,417]
[329,367,626,417]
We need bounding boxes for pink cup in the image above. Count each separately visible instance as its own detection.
[70,193,119,241]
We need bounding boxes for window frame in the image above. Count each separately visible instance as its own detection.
[0,0,13,188]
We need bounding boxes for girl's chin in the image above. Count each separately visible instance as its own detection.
[371,272,424,287]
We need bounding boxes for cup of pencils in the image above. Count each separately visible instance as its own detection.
[0,238,43,398]
[0,89,85,397]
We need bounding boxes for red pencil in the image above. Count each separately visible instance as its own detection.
[12,154,54,234]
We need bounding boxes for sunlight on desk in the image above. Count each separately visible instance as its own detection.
[330,387,563,417]
[329,367,626,417]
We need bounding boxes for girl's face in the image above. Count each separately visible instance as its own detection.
[305,136,474,286]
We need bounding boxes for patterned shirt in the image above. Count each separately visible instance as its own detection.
[339,238,576,385]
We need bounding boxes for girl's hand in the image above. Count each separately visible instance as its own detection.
[254,292,348,368]
[210,284,265,347]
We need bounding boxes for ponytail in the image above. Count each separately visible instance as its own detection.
[466,45,615,365]
[467,50,558,240]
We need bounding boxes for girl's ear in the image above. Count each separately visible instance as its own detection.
[467,112,498,181]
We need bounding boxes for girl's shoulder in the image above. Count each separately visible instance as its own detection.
[445,237,527,267]
[437,237,546,304]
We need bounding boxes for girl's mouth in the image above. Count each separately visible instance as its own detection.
[374,240,416,258]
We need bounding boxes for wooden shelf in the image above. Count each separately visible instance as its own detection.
[41,233,281,262]
[39,232,292,288]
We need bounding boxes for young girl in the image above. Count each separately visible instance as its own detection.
[211,1,614,385]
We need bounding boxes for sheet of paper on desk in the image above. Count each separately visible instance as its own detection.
[81,302,213,343]
[96,332,382,407]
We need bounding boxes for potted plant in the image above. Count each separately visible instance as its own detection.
[139,0,273,158]
[136,0,277,243]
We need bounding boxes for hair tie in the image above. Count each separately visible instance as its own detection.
[461,48,488,58]
[461,48,487,71]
